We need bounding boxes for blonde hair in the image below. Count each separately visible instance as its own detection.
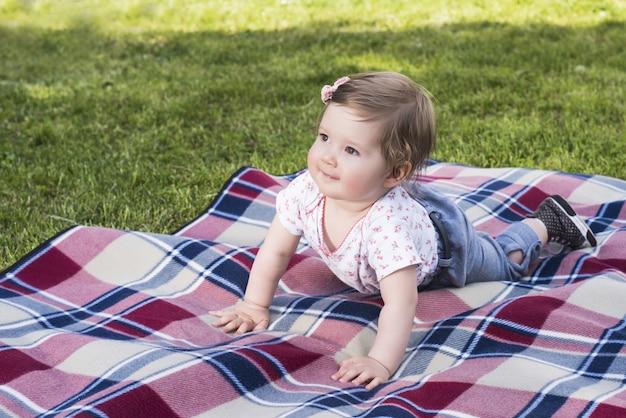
[322,72,436,180]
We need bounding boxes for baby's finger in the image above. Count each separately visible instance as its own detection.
[221,317,245,333]
[214,315,244,332]
[331,369,343,381]
[211,312,235,326]
[364,377,383,391]
[331,362,351,380]
[337,367,361,384]
[350,370,373,386]
[332,362,348,379]
[252,319,269,332]
[234,319,256,335]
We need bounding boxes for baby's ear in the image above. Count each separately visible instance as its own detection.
[384,162,413,187]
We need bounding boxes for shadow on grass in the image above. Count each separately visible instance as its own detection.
[2,20,624,170]
[1,19,624,107]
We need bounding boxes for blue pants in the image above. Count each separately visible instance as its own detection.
[408,183,542,290]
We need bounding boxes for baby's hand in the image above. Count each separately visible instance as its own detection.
[331,356,391,390]
[210,299,269,335]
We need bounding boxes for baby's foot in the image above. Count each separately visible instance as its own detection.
[528,195,597,248]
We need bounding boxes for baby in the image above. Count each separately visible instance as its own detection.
[211,72,597,390]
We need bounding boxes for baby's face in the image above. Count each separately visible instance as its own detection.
[307,104,394,205]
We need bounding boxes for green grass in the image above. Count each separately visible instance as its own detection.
[1,0,625,270]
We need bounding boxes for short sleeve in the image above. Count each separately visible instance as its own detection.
[275,172,310,236]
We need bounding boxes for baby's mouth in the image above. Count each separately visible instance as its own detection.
[320,169,338,180]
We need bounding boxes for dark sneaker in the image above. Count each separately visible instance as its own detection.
[528,195,597,248]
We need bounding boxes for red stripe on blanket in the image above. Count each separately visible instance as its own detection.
[111,299,196,336]
[259,341,324,375]
[94,384,178,417]
[228,183,266,200]
[230,249,255,270]
[484,296,564,346]
[396,381,473,410]
[238,169,284,189]
[0,349,50,384]
[579,258,626,276]
[16,247,82,292]
[591,401,626,417]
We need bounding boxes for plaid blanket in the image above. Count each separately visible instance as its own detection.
[1,161,625,417]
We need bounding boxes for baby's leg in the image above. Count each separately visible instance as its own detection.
[506,218,547,264]
[463,222,543,284]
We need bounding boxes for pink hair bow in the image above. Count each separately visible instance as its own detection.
[321,76,350,103]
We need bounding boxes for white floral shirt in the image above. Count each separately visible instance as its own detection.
[276,171,438,294]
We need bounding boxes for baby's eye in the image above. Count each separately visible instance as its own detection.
[345,146,359,155]
[319,133,329,142]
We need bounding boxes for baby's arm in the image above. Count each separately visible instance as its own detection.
[210,215,300,335]
[332,265,418,390]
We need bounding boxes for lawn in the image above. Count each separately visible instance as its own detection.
[1,0,625,270]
